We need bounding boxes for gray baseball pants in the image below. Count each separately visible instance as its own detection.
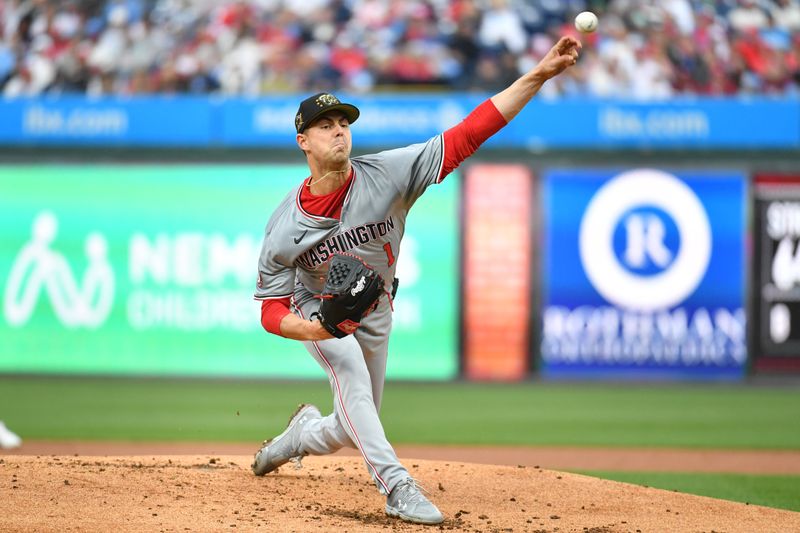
[294,297,408,495]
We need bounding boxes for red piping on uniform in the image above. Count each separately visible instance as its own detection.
[296,168,356,220]
[383,290,394,311]
[297,306,390,494]
[341,167,357,208]
[295,185,327,221]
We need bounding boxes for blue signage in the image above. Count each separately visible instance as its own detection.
[0,96,796,149]
[541,168,747,380]
[499,98,800,149]
[0,97,213,145]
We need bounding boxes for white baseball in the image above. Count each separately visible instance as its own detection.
[574,11,598,33]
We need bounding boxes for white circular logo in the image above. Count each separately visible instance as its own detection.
[578,169,712,311]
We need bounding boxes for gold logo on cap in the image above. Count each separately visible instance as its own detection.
[295,112,303,131]
[316,94,340,107]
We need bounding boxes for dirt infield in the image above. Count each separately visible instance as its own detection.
[2,454,799,533]
[7,441,800,474]
[7,440,800,475]
[2,444,800,532]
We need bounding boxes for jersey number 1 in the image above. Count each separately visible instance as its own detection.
[383,242,395,267]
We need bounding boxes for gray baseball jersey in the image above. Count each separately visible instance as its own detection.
[254,134,445,495]
[255,134,444,305]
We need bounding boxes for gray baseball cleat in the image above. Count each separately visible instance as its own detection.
[251,403,321,476]
[385,478,444,525]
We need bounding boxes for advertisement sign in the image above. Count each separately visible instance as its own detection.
[541,168,747,380]
[0,97,213,145]
[0,96,797,150]
[462,164,533,381]
[752,176,800,371]
[222,96,469,147]
[0,165,457,379]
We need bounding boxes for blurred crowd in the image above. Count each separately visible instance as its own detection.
[1,0,799,99]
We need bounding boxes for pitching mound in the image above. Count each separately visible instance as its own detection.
[1,455,797,532]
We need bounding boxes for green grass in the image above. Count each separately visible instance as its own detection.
[1,376,798,512]
[576,471,800,513]
[380,382,800,449]
[0,377,798,449]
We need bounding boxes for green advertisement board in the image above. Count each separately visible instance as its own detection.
[0,165,457,379]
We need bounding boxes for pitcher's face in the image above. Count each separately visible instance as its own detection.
[297,112,352,166]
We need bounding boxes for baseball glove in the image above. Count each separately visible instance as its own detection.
[313,253,385,338]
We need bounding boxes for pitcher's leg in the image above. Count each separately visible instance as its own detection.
[303,333,407,494]
[354,311,390,412]
[300,409,353,455]
[299,351,357,457]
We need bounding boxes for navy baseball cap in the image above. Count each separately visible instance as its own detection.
[295,93,360,133]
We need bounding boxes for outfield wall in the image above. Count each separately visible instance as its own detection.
[1,95,799,381]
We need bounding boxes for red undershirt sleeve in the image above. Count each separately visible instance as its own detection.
[261,297,291,336]
[440,99,507,180]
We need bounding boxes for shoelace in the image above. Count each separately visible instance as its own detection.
[397,478,430,504]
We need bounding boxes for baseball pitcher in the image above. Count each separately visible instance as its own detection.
[252,36,581,525]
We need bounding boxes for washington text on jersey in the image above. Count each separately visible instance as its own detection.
[296,216,396,269]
